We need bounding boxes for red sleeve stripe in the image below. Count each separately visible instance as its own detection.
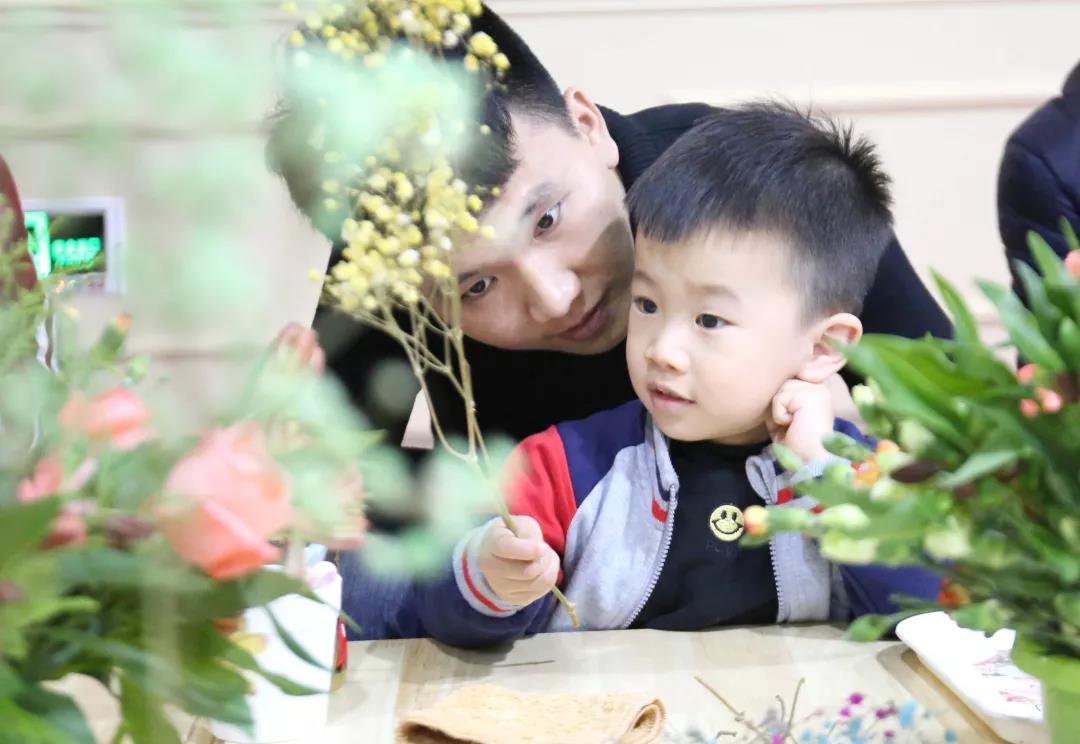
[461,546,512,615]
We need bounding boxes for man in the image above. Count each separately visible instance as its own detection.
[267,5,952,449]
[998,60,1080,304]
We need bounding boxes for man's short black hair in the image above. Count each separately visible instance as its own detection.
[627,102,893,317]
[266,3,570,240]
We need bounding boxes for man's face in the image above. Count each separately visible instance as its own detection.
[626,229,822,445]
[450,92,634,354]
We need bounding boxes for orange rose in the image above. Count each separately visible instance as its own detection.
[17,454,97,502]
[17,456,97,550]
[158,423,291,581]
[60,388,152,450]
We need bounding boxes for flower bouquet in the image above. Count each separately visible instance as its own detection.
[0,223,474,742]
[745,225,1080,743]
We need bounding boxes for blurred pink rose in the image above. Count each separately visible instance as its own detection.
[41,502,91,550]
[158,423,291,581]
[60,388,151,450]
[17,454,97,503]
[17,455,63,503]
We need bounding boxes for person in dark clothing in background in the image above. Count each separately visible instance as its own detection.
[998,61,1080,304]
[266,4,952,639]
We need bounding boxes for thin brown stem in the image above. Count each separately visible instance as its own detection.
[785,678,805,743]
[695,675,769,742]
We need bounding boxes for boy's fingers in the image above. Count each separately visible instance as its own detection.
[771,392,794,426]
[500,553,554,582]
[489,531,544,561]
[508,515,544,541]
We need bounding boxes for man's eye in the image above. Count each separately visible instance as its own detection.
[535,202,562,236]
[634,297,658,314]
[696,314,727,330]
[463,277,496,299]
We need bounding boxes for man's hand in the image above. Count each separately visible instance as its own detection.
[768,379,835,464]
[273,322,325,374]
[476,516,559,607]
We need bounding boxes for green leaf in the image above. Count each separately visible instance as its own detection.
[1057,317,1080,371]
[933,272,980,346]
[181,568,308,622]
[821,432,873,462]
[845,339,968,449]
[0,662,23,698]
[847,614,895,642]
[1028,231,1074,286]
[0,697,84,744]
[1014,261,1064,342]
[118,673,183,744]
[937,451,1019,489]
[56,548,211,595]
[978,281,1066,372]
[219,639,320,697]
[44,630,252,726]
[770,444,805,474]
[93,444,176,512]
[950,600,1013,635]
[265,603,329,671]
[0,554,98,661]
[1027,233,1080,320]
[90,319,127,366]
[0,498,61,572]
[847,608,930,642]
[340,610,362,637]
[15,686,96,744]
[1061,218,1079,253]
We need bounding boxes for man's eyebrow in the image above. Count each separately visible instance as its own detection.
[519,181,558,222]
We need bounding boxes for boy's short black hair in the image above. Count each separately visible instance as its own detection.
[627,102,893,317]
[266,4,570,240]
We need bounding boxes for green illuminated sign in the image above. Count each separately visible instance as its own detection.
[23,210,105,278]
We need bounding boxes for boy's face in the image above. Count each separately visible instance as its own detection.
[447,91,635,354]
[627,229,824,445]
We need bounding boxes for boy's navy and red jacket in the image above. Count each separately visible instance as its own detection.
[406,401,938,648]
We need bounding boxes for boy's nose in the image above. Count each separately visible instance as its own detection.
[646,327,690,373]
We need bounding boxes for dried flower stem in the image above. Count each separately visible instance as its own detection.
[695,675,770,742]
[339,292,579,627]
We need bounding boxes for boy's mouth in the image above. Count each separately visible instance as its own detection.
[648,384,693,408]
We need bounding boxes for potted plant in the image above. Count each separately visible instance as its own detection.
[746,226,1080,743]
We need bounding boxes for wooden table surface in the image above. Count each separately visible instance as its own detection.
[181,624,1006,743]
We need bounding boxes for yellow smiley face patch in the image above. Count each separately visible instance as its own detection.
[709,504,744,542]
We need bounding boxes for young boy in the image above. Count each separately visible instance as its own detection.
[407,103,938,648]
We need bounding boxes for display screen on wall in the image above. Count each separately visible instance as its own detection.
[20,197,124,291]
[24,210,106,277]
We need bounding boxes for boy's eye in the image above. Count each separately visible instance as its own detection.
[634,297,658,314]
[463,276,496,299]
[535,202,562,237]
[696,313,727,330]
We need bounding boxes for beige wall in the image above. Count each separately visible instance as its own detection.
[6,0,1080,354]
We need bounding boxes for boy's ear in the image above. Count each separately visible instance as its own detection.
[563,87,619,168]
[796,313,863,384]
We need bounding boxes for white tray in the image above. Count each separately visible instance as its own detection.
[896,612,1046,743]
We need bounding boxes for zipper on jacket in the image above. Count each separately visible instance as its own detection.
[767,535,786,622]
[623,486,678,628]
